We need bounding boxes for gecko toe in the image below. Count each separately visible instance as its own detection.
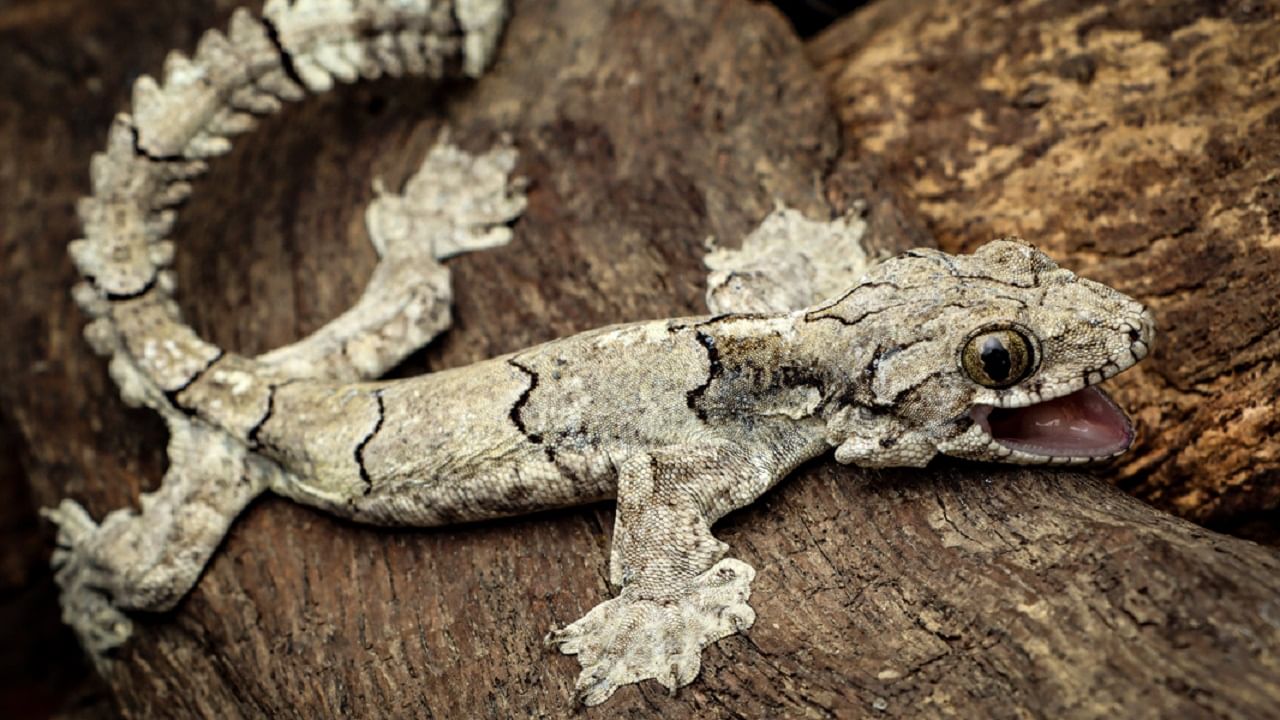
[656,652,702,693]
[44,498,99,549]
[551,557,758,703]
[545,625,587,656]
[721,603,756,632]
[575,660,629,706]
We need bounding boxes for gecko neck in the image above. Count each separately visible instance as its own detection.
[692,310,879,428]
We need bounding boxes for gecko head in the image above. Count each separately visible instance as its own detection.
[824,239,1153,467]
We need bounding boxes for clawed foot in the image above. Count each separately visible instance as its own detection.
[545,558,757,705]
[366,133,527,261]
[42,499,133,658]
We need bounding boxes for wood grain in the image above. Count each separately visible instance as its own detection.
[810,0,1280,541]
[2,0,1278,717]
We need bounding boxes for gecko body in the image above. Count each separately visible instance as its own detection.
[47,0,1154,705]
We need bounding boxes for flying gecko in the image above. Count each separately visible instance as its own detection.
[45,0,1154,706]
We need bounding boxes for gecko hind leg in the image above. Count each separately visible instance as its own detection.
[254,134,527,382]
[547,443,783,705]
[43,417,271,659]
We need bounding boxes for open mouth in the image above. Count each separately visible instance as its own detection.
[970,386,1134,460]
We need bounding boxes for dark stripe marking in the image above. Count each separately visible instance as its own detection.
[805,301,909,327]
[260,15,307,91]
[246,385,276,450]
[507,358,542,444]
[685,329,722,422]
[161,348,226,418]
[354,391,385,495]
[103,276,158,302]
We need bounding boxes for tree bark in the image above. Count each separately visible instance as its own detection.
[1,0,1278,718]
[809,0,1280,542]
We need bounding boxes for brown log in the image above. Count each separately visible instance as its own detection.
[809,0,1280,541]
[1,0,1278,717]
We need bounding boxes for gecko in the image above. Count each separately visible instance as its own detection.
[44,0,1155,706]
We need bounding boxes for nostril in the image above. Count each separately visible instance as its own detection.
[1128,327,1141,342]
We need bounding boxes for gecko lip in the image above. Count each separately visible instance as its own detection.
[970,386,1134,459]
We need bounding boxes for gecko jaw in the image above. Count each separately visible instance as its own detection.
[969,385,1134,464]
[962,305,1151,465]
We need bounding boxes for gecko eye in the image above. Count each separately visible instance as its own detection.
[960,327,1037,388]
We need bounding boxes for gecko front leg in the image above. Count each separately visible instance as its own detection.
[256,136,525,381]
[704,203,873,315]
[547,441,791,705]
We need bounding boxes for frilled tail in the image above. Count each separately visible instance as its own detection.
[67,0,510,438]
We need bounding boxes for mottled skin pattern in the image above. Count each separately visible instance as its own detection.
[44,0,1154,707]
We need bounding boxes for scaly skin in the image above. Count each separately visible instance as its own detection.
[45,0,1153,706]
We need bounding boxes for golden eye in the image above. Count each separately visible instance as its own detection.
[960,327,1037,388]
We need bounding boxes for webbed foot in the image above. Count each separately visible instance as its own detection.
[546,557,756,705]
[366,133,526,261]
[43,499,134,658]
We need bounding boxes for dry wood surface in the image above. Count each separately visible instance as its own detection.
[1,0,1277,717]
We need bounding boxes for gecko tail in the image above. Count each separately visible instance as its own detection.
[68,0,508,426]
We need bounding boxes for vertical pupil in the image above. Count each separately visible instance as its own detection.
[980,336,1012,381]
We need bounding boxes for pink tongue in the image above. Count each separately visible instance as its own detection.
[987,386,1132,456]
